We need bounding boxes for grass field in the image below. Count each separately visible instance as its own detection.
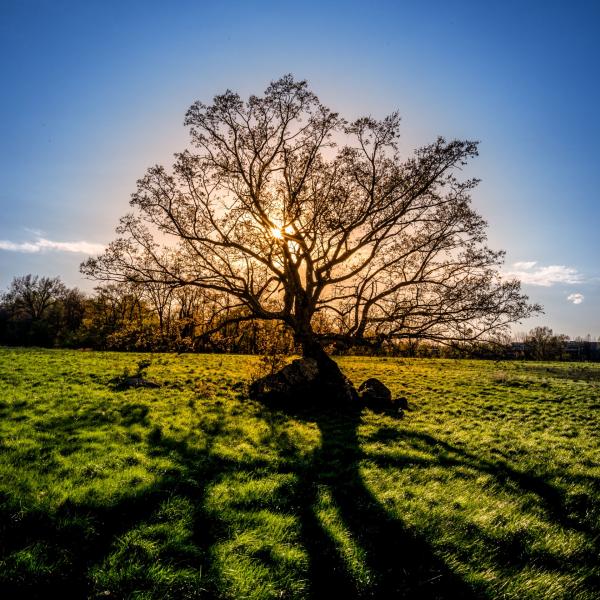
[0,348,598,599]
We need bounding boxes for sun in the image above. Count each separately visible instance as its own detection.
[270,225,294,240]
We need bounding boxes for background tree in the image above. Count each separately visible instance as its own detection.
[525,327,568,360]
[0,275,87,347]
[55,287,87,346]
[2,275,66,322]
[82,283,155,350]
[525,326,568,361]
[170,286,206,349]
[82,76,540,386]
[1,275,66,346]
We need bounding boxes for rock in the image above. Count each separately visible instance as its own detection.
[249,357,358,407]
[395,396,409,410]
[358,378,394,411]
[249,358,320,404]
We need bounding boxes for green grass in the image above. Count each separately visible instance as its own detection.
[0,348,598,599]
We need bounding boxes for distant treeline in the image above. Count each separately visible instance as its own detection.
[0,274,598,361]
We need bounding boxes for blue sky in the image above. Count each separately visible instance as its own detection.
[0,0,598,337]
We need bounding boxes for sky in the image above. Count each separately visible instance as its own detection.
[0,0,598,338]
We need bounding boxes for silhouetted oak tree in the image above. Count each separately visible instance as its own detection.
[82,75,540,376]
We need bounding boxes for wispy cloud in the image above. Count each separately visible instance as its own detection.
[503,261,584,287]
[0,237,105,255]
[567,293,584,305]
[24,227,45,237]
[513,261,537,270]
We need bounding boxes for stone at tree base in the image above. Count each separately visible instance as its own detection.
[358,378,396,411]
[395,396,409,410]
[249,357,358,407]
[249,358,319,404]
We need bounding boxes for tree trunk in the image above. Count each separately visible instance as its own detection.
[297,329,358,404]
[299,335,330,364]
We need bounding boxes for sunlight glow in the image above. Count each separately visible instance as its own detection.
[270,225,294,240]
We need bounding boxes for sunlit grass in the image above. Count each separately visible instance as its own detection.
[0,348,598,599]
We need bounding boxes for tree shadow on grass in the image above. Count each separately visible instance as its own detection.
[281,405,481,599]
[267,399,599,599]
[367,427,600,540]
[0,401,233,599]
[0,397,480,600]
[3,392,598,599]
[361,426,600,594]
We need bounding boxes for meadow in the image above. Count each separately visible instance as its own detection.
[0,348,598,599]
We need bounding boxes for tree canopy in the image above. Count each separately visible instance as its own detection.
[82,75,540,361]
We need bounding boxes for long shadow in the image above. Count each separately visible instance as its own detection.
[366,427,600,540]
[282,405,481,599]
[0,487,166,598]
[0,401,235,599]
[5,387,597,599]
[362,426,600,592]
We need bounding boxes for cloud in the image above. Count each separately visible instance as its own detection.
[0,237,105,255]
[513,261,538,270]
[503,261,584,287]
[567,293,584,305]
[24,227,45,237]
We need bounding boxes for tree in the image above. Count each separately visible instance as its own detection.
[82,75,540,392]
[82,283,152,350]
[2,274,67,321]
[526,326,567,361]
[0,274,81,346]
